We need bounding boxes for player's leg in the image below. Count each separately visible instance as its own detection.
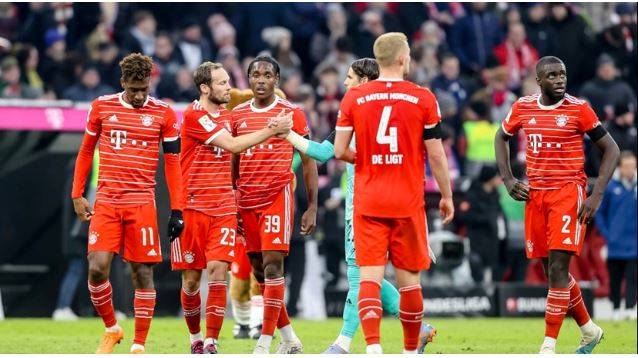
[87,203,124,353]
[129,262,156,353]
[181,269,203,353]
[229,275,251,338]
[248,274,264,339]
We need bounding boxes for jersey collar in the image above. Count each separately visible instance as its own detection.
[375,77,404,82]
[250,95,279,113]
[536,95,564,110]
[119,92,149,109]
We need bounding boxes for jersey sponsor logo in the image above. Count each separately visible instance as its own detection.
[555,115,568,127]
[88,231,99,245]
[528,133,543,154]
[183,251,195,263]
[147,248,158,256]
[141,115,154,127]
[198,115,217,132]
[562,237,572,245]
[110,129,127,150]
[528,118,536,125]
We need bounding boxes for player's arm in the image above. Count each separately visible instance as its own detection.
[424,123,454,224]
[213,109,292,154]
[71,101,102,222]
[333,129,355,163]
[285,130,335,163]
[299,149,319,235]
[495,104,529,201]
[162,108,185,241]
[578,126,620,224]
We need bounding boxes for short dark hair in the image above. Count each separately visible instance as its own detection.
[194,61,223,93]
[247,55,280,77]
[535,56,564,75]
[119,53,153,81]
[350,58,379,80]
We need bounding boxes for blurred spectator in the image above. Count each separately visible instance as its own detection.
[410,21,449,85]
[431,53,473,129]
[62,65,114,101]
[461,101,498,178]
[177,18,212,72]
[354,9,386,58]
[607,103,637,154]
[503,6,522,30]
[0,3,20,42]
[297,84,325,139]
[314,36,355,89]
[259,26,301,83]
[14,44,44,93]
[325,4,347,45]
[217,46,248,90]
[499,161,528,282]
[39,28,80,98]
[470,66,517,124]
[315,66,342,133]
[84,18,113,62]
[158,66,197,102]
[460,165,506,284]
[523,3,553,57]
[153,32,184,80]
[547,3,595,91]
[450,3,502,74]
[580,54,636,121]
[121,10,156,56]
[281,71,303,102]
[597,3,637,90]
[396,3,460,38]
[595,151,637,320]
[208,14,237,53]
[493,22,539,92]
[94,42,121,91]
[0,56,42,99]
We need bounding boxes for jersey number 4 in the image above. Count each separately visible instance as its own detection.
[376,106,398,152]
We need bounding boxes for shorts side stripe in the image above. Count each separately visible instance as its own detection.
[575,185,583,245]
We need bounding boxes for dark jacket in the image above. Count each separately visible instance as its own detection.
[450,6,502,73]
[595,177,637,259]
[460,182,503,262]
[580,78,636,121]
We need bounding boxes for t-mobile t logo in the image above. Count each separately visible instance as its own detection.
[528,133,543,154]
[110,130,127,150]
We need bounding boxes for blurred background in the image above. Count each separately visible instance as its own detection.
[0,2,635,322]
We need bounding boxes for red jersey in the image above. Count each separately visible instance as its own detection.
[85,92,179,207]
[181,100,236,216]
[502,93,601,189]
[336,78,441,218]
[231,96,309,209]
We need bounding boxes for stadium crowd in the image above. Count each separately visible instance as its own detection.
[0,2,635,317]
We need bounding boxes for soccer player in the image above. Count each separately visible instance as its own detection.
[232,56,318,354]
[285,58,436,354]
[172,62,291,353]
[494,56,620,354]
[71,53,185,354]
[334,33,454,354]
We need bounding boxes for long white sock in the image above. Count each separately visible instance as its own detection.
[130,343,144,352]
[231,299,251,325]
[334,335,352,352]
[257,334,273,348]
[106,324,121,333]
[366,344,382,354]
[279,324,298,341]
[204,337,217,347]
[249,295,264,329]
[579,319,596,335]
[542,337,556,349]
[189,332,203,344]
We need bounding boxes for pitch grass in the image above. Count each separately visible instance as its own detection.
[0,318,635,354]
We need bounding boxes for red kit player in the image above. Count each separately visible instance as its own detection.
[232,56,318,354]
[71,54,185,354]
[495,56,620,354]
[172,62,291,353]
[334,33,454,354]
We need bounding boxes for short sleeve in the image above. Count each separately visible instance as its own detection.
[162,106,180,142]
[85,100,102,136]
[291,107,310,136]
[501,101,523,136]
[187,111,228,145]
[578,102,602,133]
[336,91,354,131]
[423,90,442,129]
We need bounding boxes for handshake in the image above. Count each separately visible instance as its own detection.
[267,109,294,138]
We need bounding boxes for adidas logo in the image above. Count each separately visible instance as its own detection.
[147,248,158,256]
[109,115,118,122]
[562,237,572,245]
[361,310,379,320]
[240,122,248,129]
[228,250,235,257]
[272,237,282,244]
[529,118,537,125]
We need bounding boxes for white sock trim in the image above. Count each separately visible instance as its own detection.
[334,335,352,352]
[189,332,203,344]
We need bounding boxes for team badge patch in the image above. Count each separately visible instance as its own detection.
[89,231,99,245]
[141,115,154,127]
[183,251,195,263]
[555,115,568,127]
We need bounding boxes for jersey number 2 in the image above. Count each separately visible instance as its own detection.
[376,106,398,152]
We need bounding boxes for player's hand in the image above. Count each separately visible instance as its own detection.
[439,196,454,225]
[504,178,530,201]
[577,193,602,225]
[300,207,317,236]
[72,197,94,222]
[167,210,184,242]
[268,109,293,136]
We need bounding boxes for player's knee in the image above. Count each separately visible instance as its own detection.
[263,260,283,279]
[131,264,154,289]
[87,260,109,283]
[182,277,200,293]
[548,261,569,284]
[207,261,229,281]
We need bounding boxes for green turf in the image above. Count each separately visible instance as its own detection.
[0,317,635,354]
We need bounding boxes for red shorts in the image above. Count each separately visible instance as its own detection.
[353,209,430,271]
[239,183,294,254]
[88,201,161,263]
[525,182,587,259]
[230,237,252,280]
[171,210,237,270]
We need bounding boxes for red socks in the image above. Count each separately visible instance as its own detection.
[358,280,382,346]
[88,280,117,328]
[134,289,156,345]
[181,287,201,334]
[262,278,285,336]
[567,275,591,326]
[205,281,227,340]
[399,285,423,351]
[545,287,569,338]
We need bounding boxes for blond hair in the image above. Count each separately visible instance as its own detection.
[373,32,409,67]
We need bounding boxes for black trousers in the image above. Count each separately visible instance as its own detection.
[283,239,306,317]
[607,258,637,309]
